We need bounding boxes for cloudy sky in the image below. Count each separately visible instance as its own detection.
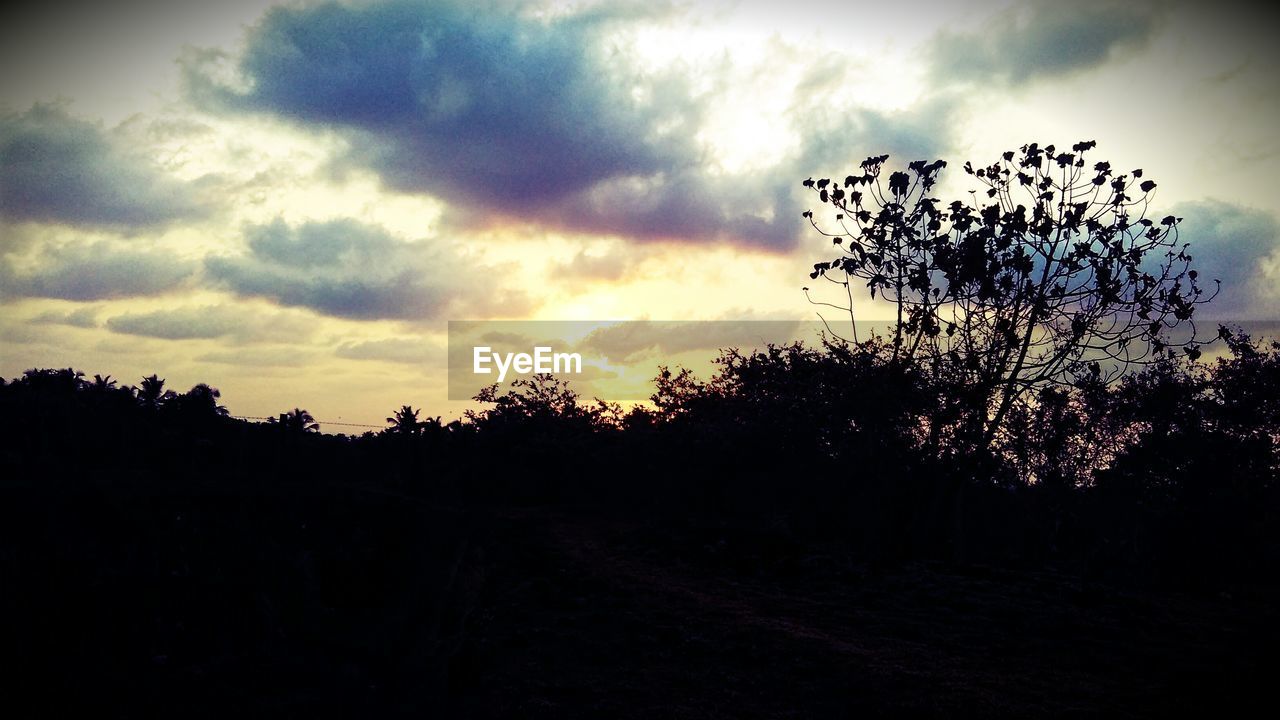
[2,0,1278,425]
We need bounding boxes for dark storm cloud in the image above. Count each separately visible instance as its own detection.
[205,218,525,320]
[929,0,1160,87]
[1169,200,1280,319]
[0,103,208,229]
[540,169,794,247]
[0,242,195,301]
[185,0,951,250]
[789,90,959,179]
[187,2,693,207]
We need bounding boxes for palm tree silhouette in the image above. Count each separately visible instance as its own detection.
[270,407,319,433]
[137,374,173,410]
[179,383,229,418]
[90,374,117,392]
[22,367,84,395]
[386,405,422,435]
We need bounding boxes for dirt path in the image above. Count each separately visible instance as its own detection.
[450,508,1276,718]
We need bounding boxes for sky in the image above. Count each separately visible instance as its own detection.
[2,0,1278,427]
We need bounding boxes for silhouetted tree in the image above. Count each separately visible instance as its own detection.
[469,374,617,432]
[1207,327,1280,445]
[171,383,229,419]
[270,407,319,433]
[802,141,1216,449]
[386,405,423,436]
[90,374,116,393]
[1003,385,1092,489]
[137,374,175,411]
[651,338,933,458]
[22,367,84,395]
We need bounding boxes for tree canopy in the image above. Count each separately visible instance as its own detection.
[802,141,1216,447]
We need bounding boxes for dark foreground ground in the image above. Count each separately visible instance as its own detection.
[462,509,1276,718]
[4,481,1276,718]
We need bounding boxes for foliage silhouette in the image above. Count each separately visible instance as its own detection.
[802,141,1216,449]
[136,373,176,411]
[386,404,423,435]
[3,326,1278,714]
[170,382,229,420]
[270,406,320,433]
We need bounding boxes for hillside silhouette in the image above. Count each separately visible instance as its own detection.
[2,327,1278,716]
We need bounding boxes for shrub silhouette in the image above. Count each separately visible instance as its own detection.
[4,320,1276,579]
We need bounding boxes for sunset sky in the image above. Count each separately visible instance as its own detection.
[2,0,1278,427]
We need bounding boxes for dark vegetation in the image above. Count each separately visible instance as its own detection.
[3,143,1278,716]
[4,332,1278,716]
